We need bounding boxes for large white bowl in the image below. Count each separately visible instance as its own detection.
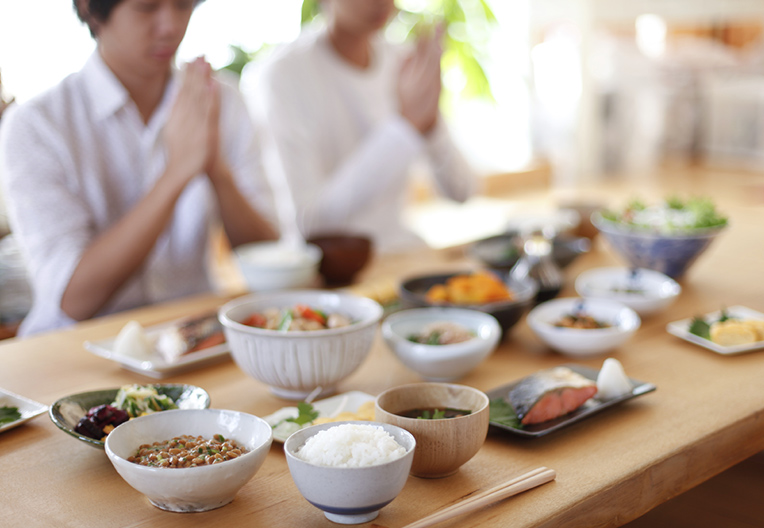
[382,308,501,381]
[575,267,681,316]
[218,290,383,400]
[284,421,415,525]
[234,241,322,291]
[104,409,272,512]
[526,297,641,357]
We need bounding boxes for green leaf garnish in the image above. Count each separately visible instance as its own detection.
[489,398,522,429]
[426,331,442,345]
[0,406,21,425]
[278,309,293,332]
[688,316,711,339]
[286,402,319,426]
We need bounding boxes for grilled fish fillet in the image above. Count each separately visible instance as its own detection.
[509,367,597,425]
[155,313,224,363]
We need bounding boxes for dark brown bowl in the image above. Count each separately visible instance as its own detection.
[307,234,373,286]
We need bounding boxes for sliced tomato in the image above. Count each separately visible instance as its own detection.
[241,313,267,328]
[294,304,327,325]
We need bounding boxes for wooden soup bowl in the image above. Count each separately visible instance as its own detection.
[375,382,489,478]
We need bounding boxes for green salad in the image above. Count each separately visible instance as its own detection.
[600,196,727,233]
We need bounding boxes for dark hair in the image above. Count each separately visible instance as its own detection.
[74,0,205,37]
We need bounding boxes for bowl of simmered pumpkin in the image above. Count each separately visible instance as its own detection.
[398,270,537,339]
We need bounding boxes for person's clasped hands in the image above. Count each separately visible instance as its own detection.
[163,56,226,188]
[398,23,445,135]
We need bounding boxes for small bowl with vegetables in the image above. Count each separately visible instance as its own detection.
[49,384,211,449]
[592,197,728,279]
[527,297,640,357]
[218,290,383,400]
[375,382,489,478]
[105,408,272,512]
[382,307,501,381]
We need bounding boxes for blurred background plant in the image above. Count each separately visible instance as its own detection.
[223,0,498,114]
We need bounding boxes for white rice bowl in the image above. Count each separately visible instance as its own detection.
[296,423,406,468]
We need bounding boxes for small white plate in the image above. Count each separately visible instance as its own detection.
[0,388,48,434]
[263,391,375,443]
[85,318,230,379]
[666,305,764,355]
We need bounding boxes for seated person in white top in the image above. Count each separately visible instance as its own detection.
[0,0,277,336]
[246,0,476,254]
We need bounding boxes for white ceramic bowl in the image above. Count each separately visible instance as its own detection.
[218,290,383,400]
[526,297,641,357]
[575,267,681,316]
[284,421,415,525]
[234,241,322,291]
[104,409,272,512]
[381,308,501,381]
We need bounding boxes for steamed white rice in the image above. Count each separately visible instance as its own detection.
[296,423,406,467]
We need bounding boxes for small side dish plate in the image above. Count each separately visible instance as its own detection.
[486,364,656,438]
[666,305,764,355]
[0,388,48,434]
[263,391,375,443]
[49,384,211,449]
[84,318,230,378]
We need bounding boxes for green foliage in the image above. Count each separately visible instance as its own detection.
[300,0,498,102]
[301,0,321,25]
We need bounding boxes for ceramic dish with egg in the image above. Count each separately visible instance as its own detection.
[575,267,681,316]
[526,297,641,357]
[382,307,501,381]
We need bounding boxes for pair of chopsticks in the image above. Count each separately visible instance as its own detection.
[401,467,557,528]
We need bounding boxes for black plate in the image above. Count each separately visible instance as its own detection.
[470,233,591,272]
[398,271,537,338]
[486,364,656,438]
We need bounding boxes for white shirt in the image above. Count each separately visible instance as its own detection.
[0,53,275,336]
[244,27,475,254]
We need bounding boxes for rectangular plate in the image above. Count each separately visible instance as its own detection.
[84,318,230,379]
[486,364,656,438]
[0,387,48,434]
[666,305,764,356]
[263,391,375,443]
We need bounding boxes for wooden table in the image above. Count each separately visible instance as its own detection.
[2,168,763,527]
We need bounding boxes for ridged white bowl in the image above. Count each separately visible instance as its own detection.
[219,291,383,400]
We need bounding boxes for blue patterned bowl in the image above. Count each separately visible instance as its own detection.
[592,212,726,279]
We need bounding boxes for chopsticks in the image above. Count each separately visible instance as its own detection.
[401,467,557,528]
